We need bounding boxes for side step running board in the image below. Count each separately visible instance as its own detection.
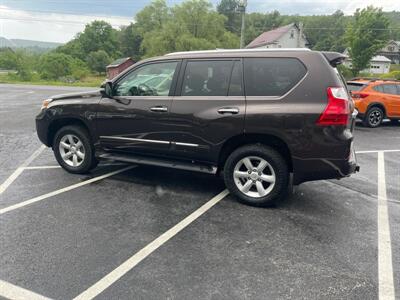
[99,153,217,174]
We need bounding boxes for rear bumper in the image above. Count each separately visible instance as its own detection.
[293,144,359,185]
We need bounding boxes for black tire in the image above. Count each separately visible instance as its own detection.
[223,144,289,207]
[53,125,98,174]
[363,106,384,128]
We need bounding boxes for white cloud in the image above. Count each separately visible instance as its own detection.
[0,5,132,43]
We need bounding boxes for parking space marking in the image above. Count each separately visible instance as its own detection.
[24,165,61,170]
[0,145,45,195]
[377,152,395,300]
[73,189,229,300]
[356,150,400,154]
[0,279,53,300]
[0,166,135,215]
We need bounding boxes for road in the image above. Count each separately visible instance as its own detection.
[0,84,399,299]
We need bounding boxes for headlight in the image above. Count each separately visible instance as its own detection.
[41,99,52,110]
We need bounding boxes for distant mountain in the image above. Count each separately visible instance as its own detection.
[0,37,62,52]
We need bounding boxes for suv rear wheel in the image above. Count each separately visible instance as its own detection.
[363,106,384,128]
[53,125,98,174]
[223,144,289,207]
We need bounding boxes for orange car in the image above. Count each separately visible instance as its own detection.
[347,78,400,127]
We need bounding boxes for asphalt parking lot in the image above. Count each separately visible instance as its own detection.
[0,83,399,300]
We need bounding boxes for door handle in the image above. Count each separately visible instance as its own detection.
[218,107,239,114]
[150,106,168,112]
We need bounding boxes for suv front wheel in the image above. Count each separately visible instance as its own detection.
[223,145,289,207]
[53,125,98,174]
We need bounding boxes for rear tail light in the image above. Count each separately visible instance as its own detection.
[352,92,368,99]
[316,87,350,126]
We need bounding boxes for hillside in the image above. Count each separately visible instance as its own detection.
[0,37,62,52]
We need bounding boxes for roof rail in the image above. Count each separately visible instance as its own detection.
[165,48,312,56]
[350,77,400,83]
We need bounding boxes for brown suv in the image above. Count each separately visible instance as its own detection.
[36,49,359,206]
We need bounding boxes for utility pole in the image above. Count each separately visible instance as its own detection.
[238,0,247,49]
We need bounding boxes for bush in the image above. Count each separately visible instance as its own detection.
[380,71,400,80]
[86,50,111,74]
[71,58,90,80]
[38,53,75,80]
[337,64,353,80]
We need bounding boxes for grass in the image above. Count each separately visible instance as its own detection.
[0,73,105,88]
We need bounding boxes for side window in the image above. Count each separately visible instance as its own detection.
[373,85,383,93]
[228,61,243,96]
[181,60,234,96]
[244,58,307,96]
[382,84,398,95]
[114,61,178,96]
[397,84,400,95]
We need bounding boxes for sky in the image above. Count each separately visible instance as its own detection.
[0,0,399,43]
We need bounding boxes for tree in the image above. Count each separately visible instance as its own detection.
[346,6,390,76]
[86,50,111,74]
[118,23,143,60]
[140,0,239,57]
[217,0,240,33]
[38,52,74,80]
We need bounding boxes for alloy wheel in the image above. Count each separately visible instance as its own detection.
[58,134,85,167]
[369,110,382,126]
[233,156,276,198]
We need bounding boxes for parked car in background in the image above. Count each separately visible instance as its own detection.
[36,49,359,207]
[347,78,400,127]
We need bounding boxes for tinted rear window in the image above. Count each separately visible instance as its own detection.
[181,60,234,96]
[244,58,307,96]
[347,83,366,92]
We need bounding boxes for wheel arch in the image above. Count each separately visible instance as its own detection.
[218,133,292,172]
[47,117,91,148]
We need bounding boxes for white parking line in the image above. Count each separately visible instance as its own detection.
[356,149,400,154]
[24,165,61,170]
[377,152,395,300]
[0,279,53,300]
[0,145,45,195]
[23,163,128,170]
[0,166,135,215]
[73,189,230,300]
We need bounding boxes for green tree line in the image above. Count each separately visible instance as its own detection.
[0,0,399,83]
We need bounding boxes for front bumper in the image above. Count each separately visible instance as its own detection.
[35,110,51,146]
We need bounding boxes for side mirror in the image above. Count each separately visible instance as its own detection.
[101,81,113,98]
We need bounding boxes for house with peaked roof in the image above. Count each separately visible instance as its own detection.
[106,57,135,79]
[343,49,391,74]
[246,23,310,49]
[378,40,400,64]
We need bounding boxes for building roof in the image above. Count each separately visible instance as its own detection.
[371,55,392,62]
[346,55,391,63]
[107,57,132,68]
[246,23,297,49]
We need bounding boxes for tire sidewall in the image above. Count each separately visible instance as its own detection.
[53,126,95,174]
[224,145,289,207]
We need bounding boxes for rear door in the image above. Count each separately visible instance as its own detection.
[168,59,245,163]
[382,84,400,117]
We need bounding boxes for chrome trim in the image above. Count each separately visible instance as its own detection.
[218,107,239,114]
[100,136,169,145]
[150,106,168,112]
[174,142,199,147]
[100,136,199,147]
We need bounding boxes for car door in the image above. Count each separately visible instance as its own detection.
[382,84,400,117]
[168,59,245,164]
[96,60,181,155]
